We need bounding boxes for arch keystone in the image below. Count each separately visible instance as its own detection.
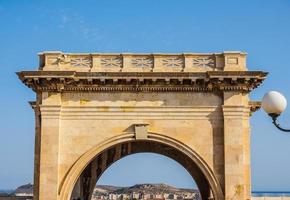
[134,124,149,140]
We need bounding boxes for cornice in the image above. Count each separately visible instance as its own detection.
[17,71,267,93]
[29,101,36,109]
[249,101,261,114]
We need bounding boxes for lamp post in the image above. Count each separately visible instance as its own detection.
[261,91,290,132]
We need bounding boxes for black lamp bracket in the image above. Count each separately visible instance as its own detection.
[269,113,290,132]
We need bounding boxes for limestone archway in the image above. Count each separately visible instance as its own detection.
[60,133,224,200]
[18,51,267,200]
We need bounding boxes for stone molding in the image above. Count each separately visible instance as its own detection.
[39,105,61,119]
[17,71,267,93]
[32,102,258,119]
[222,105,251,119]
[59,106,222,120]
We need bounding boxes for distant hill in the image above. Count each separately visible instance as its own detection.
[106,183,198,194]
[94,185,124,194]
[13,183,33,196]
[0,190,14,196]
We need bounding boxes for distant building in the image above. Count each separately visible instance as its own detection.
[9,183,201,200]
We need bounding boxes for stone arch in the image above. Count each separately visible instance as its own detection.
[59,132,224,200]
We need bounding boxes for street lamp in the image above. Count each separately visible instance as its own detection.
[261,91,290,132]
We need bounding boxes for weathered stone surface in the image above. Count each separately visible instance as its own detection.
[18,51,267,200]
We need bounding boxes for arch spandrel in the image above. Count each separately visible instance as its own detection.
[57,110,224,185]
[17,51,267,200]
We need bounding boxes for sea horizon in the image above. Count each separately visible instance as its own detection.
[252,191,290,197]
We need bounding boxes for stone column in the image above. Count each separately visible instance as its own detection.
[222,91,251,200]
[31,99,41,200]
[37,92,61,200]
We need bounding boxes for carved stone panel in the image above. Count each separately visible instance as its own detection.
[192,57,215,68]
[162,57,184,67]
[71,57,92,67]
[100,56,122,68]
[131,56,153,68]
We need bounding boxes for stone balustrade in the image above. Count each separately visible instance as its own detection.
[38,51,247,72]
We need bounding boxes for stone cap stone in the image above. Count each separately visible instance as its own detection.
[38,51,248,72]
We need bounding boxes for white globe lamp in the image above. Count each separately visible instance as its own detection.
[262,91,287,115]
[261,91,289,132]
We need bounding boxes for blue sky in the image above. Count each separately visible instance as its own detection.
[0,0,290,191]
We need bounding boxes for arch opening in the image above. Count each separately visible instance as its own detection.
[66,139,223,200]
[97,152,197,189]
[95,152,200,200]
